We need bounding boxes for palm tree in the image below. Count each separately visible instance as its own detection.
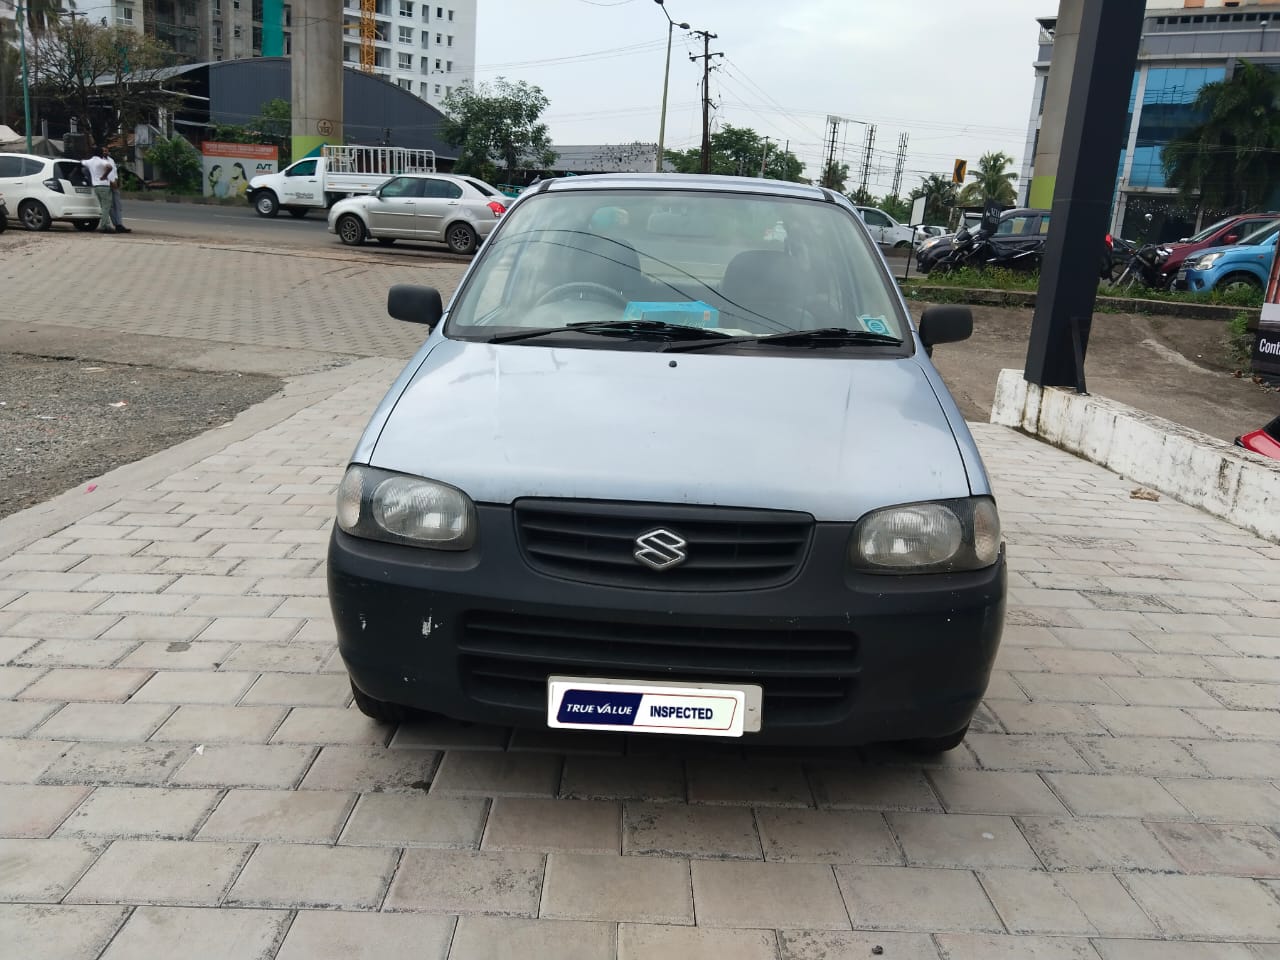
[957,151,1019,206]
[1163,60,1280,214]
[909,173,957,225]
[25,0,71,37]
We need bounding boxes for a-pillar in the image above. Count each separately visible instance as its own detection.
[291,0,344,162]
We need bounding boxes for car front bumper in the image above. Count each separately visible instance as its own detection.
[328,508,1007,746]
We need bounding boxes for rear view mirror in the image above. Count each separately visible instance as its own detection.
[388,284,444,328]
[1224,234,1239,243]
[918,306,973,357]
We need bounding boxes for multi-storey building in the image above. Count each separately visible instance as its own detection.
[1020,0,1280,240]
[340,0,475,111]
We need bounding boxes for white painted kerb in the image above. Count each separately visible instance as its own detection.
[991,368,1280,543]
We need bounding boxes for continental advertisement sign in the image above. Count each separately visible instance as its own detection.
[1259,240,1280,380]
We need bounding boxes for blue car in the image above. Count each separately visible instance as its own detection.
[1179,219,1279,294]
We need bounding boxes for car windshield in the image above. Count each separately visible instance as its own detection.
[1188,217,1239,243]
[1238,220,1280,245]
[445,188,908,348]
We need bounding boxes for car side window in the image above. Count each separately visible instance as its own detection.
[286,160,317,177]
[440,181,463,200]
[379,177,423,199]
[19,158,45,177]
[0,157,22,178]
[1038,216,1051,234]
[861,209,890,228]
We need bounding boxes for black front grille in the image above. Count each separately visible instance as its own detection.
[458,610,859,725]
[514,499,813,590]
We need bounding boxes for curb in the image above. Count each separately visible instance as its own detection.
[0,357,398,563]
[991,368,1280,544]
[896,283,1261,322]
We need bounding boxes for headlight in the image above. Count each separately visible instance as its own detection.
[850,497,1001,574]
[1194,253,1224,270]
[921,239,941,252]
[336,464,476,549]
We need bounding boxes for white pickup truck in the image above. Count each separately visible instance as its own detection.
[247,145,437,218]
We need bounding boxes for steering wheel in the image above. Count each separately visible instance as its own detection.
[534,281,627,309]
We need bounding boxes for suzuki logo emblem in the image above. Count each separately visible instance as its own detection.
[633,528,688,571]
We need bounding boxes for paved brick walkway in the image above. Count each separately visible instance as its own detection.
[3,237,1280,958]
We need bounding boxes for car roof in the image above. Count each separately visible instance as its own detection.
[541,173,831,202]
[4,153,55,163]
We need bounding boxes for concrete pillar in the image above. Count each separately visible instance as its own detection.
[1029,0,1084,209]
[291,0,343,162]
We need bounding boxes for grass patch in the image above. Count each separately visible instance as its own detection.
[1226,312,1254,368]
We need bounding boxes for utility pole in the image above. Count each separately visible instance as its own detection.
[822,115,842,188]
[759,137,770,178]
[689,29,721,174]
[17,0,31,152]
[890,131,909,200]
[858,123,877,196]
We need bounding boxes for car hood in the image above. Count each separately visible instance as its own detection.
[1187,239,1274,267]
[366,338,972,521]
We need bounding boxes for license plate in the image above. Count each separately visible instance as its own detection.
[74,186,91,195]
[547,676,762,737]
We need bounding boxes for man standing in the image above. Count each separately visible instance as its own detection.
[81,146,115,235]
[104,148,131,234]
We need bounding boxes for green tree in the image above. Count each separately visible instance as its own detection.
[25,0,67,37]
[440,78,557,182]
[908,173,958,225]
[664,124,805,181]
[1163,60,1280,214]
[823,161,850,192]
[209,98,292,164]
[0,20,18,129]
[956,151,1018,206]
[147,134,201,190]
[879,195,912,222]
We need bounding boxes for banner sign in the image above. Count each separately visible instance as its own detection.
[201,142,278,199]
[1258,241,1280,380]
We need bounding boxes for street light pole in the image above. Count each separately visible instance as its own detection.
[654,0,688,173]
[17,0,32,153]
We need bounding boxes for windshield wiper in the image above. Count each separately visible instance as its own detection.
[664,327,904,353]
[487,320,734,344]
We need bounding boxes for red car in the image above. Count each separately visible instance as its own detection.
[1165,213,1280,288]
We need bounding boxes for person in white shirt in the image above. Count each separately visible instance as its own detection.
[81,148,116,234]
[103,148,131,233]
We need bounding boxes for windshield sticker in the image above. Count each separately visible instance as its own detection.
[624,301,721,329]
[859,316,891,336]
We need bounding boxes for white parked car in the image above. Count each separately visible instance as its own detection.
[328,173,508,255]
[0,153,103,231]
[855,206,915,250]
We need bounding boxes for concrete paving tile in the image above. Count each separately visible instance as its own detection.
[1158,778,1280,825]
[19,668,152,703]
[1033,650,1139,676]
[271,707,391,746]
[835,864,1002,933]
[2,573,97,593]
[560,756,686,802]
[686,758,814,807]
[752,808,900,866]
[619,923,777,960]
[171,743,316,789]
[0,837,105,901]
[0,665,43,697]
[928,769,1069,816]
[1105,677,1222,708]
[1044,773,1190,819]
[482,797,619,854]
[4,591,110,614]
[1191,708,1280,740]
[0,784,90,838]
[129,670,257,704]
[66,839,251,905]
[150,704,287,743]
[239,672,351,706]
[41,742,190,786]
[386,717,511,750]
[1013,673,1126,704]
[1016,816,1179,872]
[691,859,852,929]
[99,617,210,643]
[383,848,545,916]
[933,934,1101,959]
[1123,874,1280,939]
[94,594,194,615]
[778,929,941,960]
[1206,657,1280,683]
[1148,821,1280,878]
[452,917,613,960]
[0,738,73,783]
[14,638,138,668]
[0,903,129,960]
[185,596,283,618]
[115,640,236,671]
[1200,681,1280,711]
[97,905,290,960]
[163,574,257,595]
[338,793,488,848]
[301,745,439,792]
[811,765,942,812]
[889,813,1040,868]
[1185,740,1280,778]
[225,842,398,910]
[1123,653,1224,680]
[1074,737,1208,777]
[430,750,563,797]
[272,596,331,618]
[623,801,761,860]
[987,702,1109,736]
[275,911,455,960]
[1092,941,1260,960]
[36,703,176,742]
[1091,705,1212,739]
[197,788,355,843]
[983,670,1030,701]
[980,869,1155,936]
[57,787,219,840]
[964,734,1091,772]
[540,853,691,924]
[197,617,303,643]
[218,642,331,674]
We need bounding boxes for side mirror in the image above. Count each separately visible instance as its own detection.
[918,305,973,357]
[388,284,444,328]
[1223,234,1239,244]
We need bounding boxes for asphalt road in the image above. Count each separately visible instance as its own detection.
[114,198,338,246]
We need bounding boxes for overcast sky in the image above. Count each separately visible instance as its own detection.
[472,0,1047,194]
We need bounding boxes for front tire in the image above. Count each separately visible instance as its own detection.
[254,191,280,218]
[19,200,51,231]
[350,680,409,724]
[336,213,367,246]
[1219,273,1262,296]
[287,208,309,219]
[73,219,100,232]
[445,221,478,255]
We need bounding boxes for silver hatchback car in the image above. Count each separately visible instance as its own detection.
[328,174,1006,752]
[328,172,507,255]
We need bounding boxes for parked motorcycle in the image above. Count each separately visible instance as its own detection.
[1236,416,1280,460]
[1107,242,1173,292]
[930,225,1043,275]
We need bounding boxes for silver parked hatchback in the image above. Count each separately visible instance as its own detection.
[328,174,1006,752]
[328,172,507,254]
